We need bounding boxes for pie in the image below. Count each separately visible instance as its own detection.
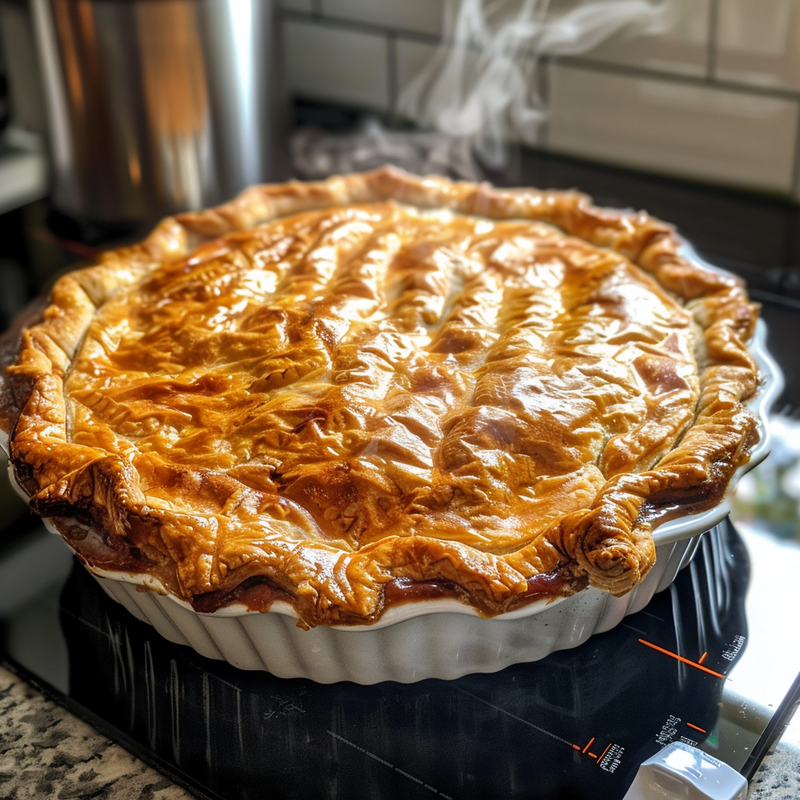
[0,168,761,627]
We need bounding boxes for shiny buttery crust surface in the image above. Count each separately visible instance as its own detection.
[0,168,760,626]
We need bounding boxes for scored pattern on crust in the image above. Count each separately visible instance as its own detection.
[0,168,760,626]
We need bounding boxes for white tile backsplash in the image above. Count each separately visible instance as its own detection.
[320,0,709,76]
[284,19,390,111]
[394,36,546,148]
[471,0,709,77]
[321,0,444,36]
[547,64,799,193]
[281,0,800,198]
[563,0,711,77]
[715,0,800,92]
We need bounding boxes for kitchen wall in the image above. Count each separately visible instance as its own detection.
[281,0,800,200]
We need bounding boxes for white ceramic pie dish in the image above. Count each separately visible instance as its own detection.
[20,307,776,685]
[0,234,782,684]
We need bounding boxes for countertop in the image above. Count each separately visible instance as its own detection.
[0,663,192,800]
[0,662,798,799]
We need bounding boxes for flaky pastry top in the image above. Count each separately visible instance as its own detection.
[0,168,760,626]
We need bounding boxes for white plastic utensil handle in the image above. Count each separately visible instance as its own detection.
[622,742,748,800]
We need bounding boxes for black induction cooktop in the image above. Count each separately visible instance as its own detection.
[1,507,799,800]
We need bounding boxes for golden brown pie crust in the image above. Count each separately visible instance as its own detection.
[0,168,760,626]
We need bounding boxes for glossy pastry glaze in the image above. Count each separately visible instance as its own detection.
[0,169,760,626]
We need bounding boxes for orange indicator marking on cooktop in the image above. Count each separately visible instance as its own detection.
[574,738,610,762]
[687,723,707,734]
[638,639,725,678]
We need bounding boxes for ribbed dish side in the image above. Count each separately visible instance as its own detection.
[89,529,702,684]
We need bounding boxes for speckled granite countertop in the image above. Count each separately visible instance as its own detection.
[0,663,797,800]
[0,665,192,800]
[747,720,800,800]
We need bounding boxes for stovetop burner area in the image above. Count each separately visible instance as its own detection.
[1,145,799,799]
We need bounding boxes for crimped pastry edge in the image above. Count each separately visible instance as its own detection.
[0,167,764,627]
[41,313,783,634]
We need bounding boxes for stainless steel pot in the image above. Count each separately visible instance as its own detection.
[31,0,287,224]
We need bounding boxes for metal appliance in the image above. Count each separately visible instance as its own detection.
[30,0,287,224]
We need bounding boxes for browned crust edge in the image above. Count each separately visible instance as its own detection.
[0,167,760,626]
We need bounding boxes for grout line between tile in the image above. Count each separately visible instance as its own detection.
[707,0,719,81]
[282,10,441,46]
[538,55,554,150]
[386,31,398,119]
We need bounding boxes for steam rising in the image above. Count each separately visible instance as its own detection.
[397,0,672,169]
[291,0,673,179]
